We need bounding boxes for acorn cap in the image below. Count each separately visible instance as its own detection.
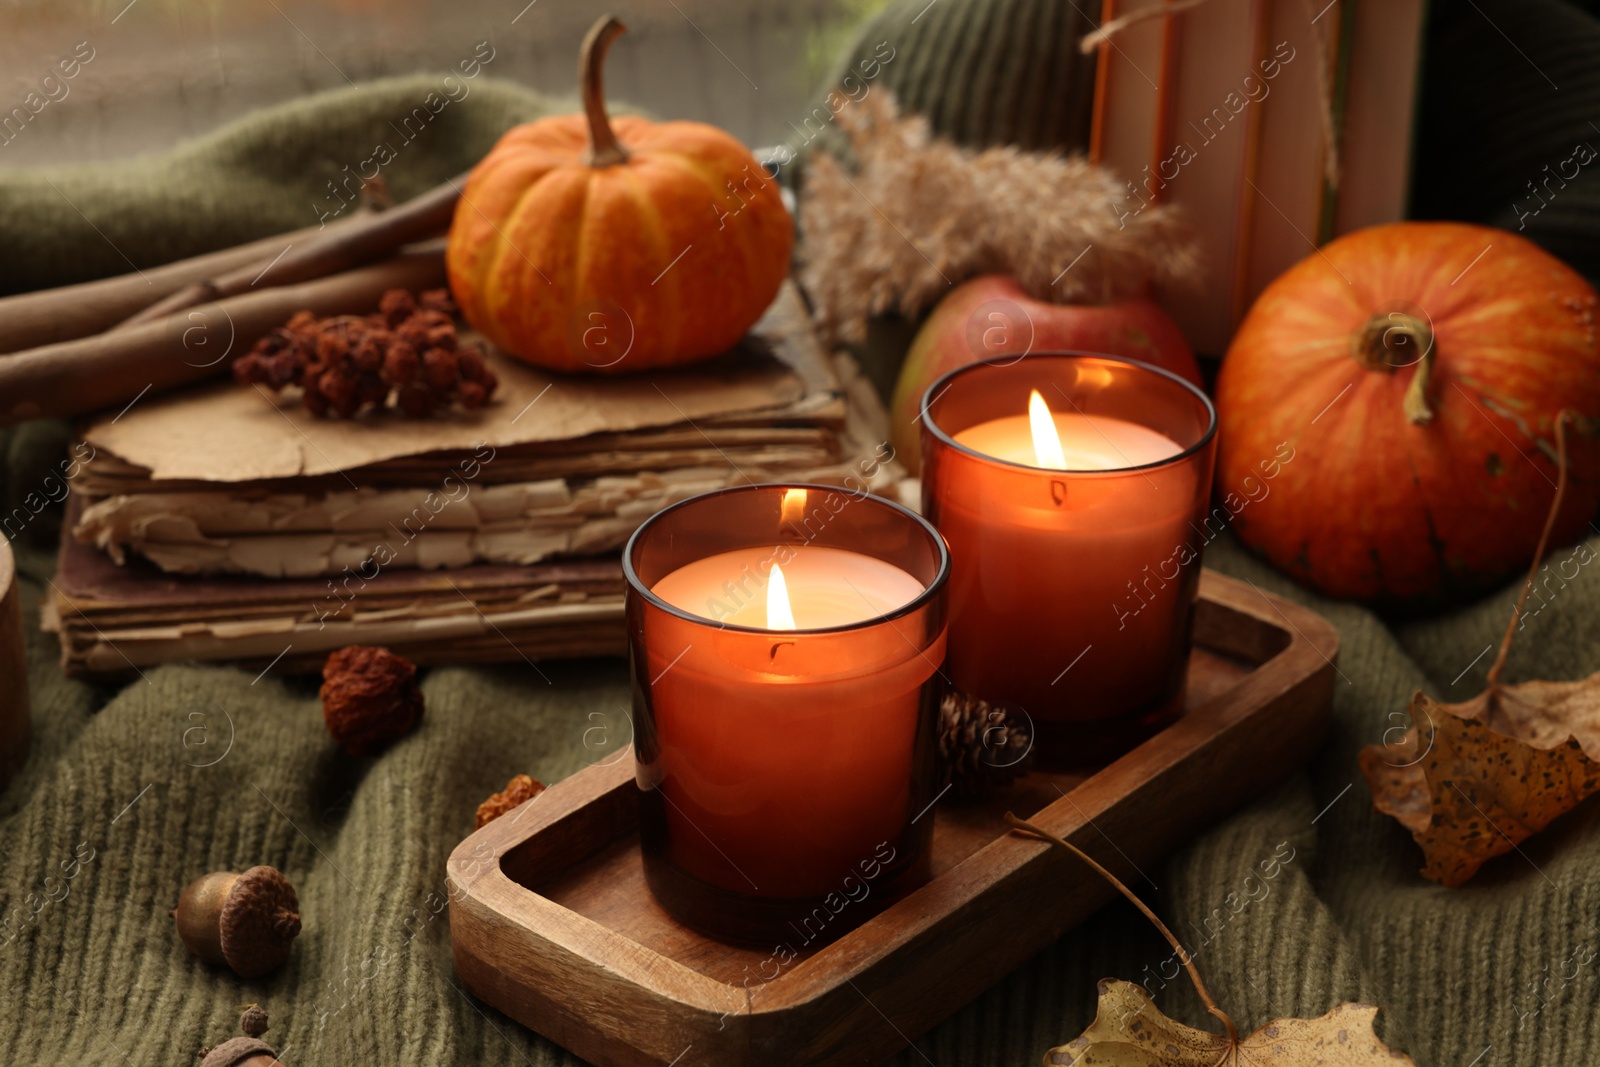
[219,867,301,978]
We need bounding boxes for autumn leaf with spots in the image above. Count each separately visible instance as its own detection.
[1361,412,1600,886]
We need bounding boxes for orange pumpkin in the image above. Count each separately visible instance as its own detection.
[446,16,792,374]
[1216,222,1600,608]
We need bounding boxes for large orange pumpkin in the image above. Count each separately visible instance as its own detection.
[1216,222,1600,608]
[446,16,792,374]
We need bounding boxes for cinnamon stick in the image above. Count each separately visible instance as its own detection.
[0,216,364,355]
[116,176,464,329]
[0,246,446,427]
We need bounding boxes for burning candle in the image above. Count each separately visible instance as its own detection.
[921,355,1217,766]
[624,484,949,943]
[953,388,1184,471]
[649,547,925,631]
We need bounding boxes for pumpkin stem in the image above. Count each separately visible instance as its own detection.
[1351,311,1436,424]
[580,15,631,168]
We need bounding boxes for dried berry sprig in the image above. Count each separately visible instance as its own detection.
[233,287,498,418]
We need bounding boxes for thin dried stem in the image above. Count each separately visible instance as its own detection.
[1004,812,1239,1044]
[1486,410,1572,688]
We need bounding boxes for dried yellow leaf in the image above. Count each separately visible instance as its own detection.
[1045,980,1414,1066]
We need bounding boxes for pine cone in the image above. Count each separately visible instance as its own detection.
[938,690,1032,797]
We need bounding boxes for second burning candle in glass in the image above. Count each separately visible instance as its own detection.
[920,354,1218,766]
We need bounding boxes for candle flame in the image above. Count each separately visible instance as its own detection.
[767,562,797,630]
[780,487,808,527]
[1028,389,1067,470]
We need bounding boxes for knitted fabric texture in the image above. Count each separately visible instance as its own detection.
[820,0,1102,153]
[0,74,558,296]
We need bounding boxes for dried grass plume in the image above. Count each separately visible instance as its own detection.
[797,92,1199,344]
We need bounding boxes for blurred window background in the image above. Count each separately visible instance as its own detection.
[0,0,892,167]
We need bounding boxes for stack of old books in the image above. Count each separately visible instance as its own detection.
[48,284,900,676]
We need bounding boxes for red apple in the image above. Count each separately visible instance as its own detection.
[889,275,1203,472]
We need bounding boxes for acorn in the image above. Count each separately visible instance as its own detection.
[172,866,301,978]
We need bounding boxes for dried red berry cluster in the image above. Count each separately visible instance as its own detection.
[474,774,547,829]
[320,645,425,756]
[233,288,498,418]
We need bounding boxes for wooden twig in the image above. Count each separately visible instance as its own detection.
[0,216,363,355]
[0,246,446,428]
[1005,812,1240,1043]
[1486,410,1572,688]
[114,176,464,330]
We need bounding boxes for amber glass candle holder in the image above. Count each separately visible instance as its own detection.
[920,354,1217,767]
[624,483,949,945]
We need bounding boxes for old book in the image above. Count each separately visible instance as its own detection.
[68,284,897,578]
[50,283,903,675]
[47,491,627,676]
[1091,0,1424,354]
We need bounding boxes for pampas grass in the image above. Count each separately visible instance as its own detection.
[797,92,1199,344]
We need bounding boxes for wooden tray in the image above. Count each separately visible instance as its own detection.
[447,569,1338,1066]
